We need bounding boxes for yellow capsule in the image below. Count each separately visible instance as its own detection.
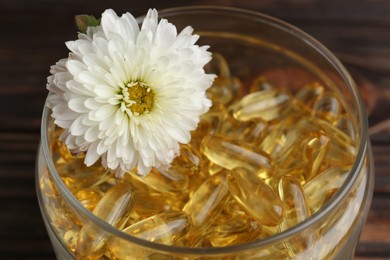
[259,113,304,159]
[121,174,185,222]
[47,194,81,233]
[186,171,208,198]
[170,144,202,176]
[303,130,331,180]
[190,111,225,150]
[249,76,274,93]
[109,211,191,259]
[129,190,185,224]
[94,175,122,193]
[273,167,307,187]
[207,76,234,106]
[223,198,247,218]
[219,116,269,146]
[76,183,134,259]
[312,92,342,122]
[63,229,78,253]
[74,188,102,212]
[315,118,356,166]
[125,210,190,244]
[204,52,231,78]
[183,172,230,228]
[303,166,351,213]
[334,114,356,142]
[40,169,82,229]
[227,168,284,226]
[229,77,245,103]
[217,114,240,136]
[201,135,273,176]
[129,166,189,196]
[213,199,246,225]
[198,111,223,134]
[56,157,109,193]
[277,130,330,181]
[278,175,310,231]
[238,240,291,259]
[231,88,292,122]
[52,127,74,161]
[204,52,244,105]
[39,169,59,199]
[261,224,280,238]
[208,215,261,247]
[294,82,325,113]
[245,119,269,146]
[206,161,224,176]
[179,231,212,248]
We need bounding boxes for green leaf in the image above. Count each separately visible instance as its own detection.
[75,14,100,33]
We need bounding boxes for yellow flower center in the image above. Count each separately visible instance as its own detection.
[127,82,154,116]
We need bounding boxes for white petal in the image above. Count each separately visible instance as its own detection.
[68,97,89,113]
[97,140,109,155]
[155,19,177,49]
[99,116,114,132]
[165,125,190,144]
[141,9,158,34]
[173,26,195,48]
[90,104,116,121]
[85,142,100,166]
[69,115,88,136]
[101,9,119,35]
[121,12,139,41]
[66,80,92,96]
[94,85,117,98]
[53,72,72,91]
[52,103,78,120]
[66,60,87,76]
[137,158,151,176]
[84,125,100,142]
[115,18,134,43]
[77,71,104,86]
[107,144,119,169]
[84,98,102,110]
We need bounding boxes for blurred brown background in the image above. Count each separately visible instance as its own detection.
[0,0,389,259]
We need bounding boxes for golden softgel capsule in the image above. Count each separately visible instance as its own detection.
[249,76,274,93]
[278,175,310,231]
[219,116,268,146]
[293,82,325,113]
[232,88,292,122]
[76,183,134,259]
[312,92,342,122]
[227,168,284,226]
[208,215,262,247]
[303,166,351,213]
[56,157,109,193]
[109,211,191,259]
[183,172,230,228]
[205,53,243,107]
[201,134,273,175]
[129,167,189,196]
[277,130,330,182]
[74,188,102,212]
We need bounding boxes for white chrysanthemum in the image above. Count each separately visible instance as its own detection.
[47,9,214,176]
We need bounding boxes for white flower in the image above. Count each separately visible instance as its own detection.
[47,9,214,176]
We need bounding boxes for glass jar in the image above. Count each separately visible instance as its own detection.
[36,6,374,259]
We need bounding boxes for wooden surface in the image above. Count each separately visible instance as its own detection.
[0,0,389,259]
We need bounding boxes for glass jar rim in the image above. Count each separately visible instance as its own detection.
[40,5,369,255]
